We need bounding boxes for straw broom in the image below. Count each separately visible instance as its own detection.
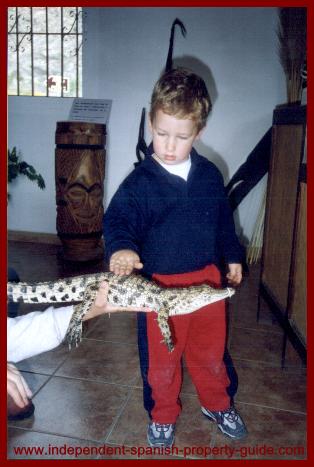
[277,7,306,104]
[247,188,267,264]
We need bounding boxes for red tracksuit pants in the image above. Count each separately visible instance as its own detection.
[146,264,231,424]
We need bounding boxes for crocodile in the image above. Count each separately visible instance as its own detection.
[7,272,235,352]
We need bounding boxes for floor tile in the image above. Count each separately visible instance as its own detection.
[232,359,306,413]
[8,376,130,443]
[85,312,138,344]
[55,339,140,386]
[180,368,198,396]
[16,343,70,375]
[229,326,283,366]
[17,372,51,396]
[105,388,152,447]
[175,392,217,455]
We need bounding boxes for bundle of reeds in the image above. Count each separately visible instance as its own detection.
[277,7,307,104]
[247,188,267,265]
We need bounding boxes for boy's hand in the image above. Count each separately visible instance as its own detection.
[226,263,242,286]
[82,281,152,320]
[109,249,143,276]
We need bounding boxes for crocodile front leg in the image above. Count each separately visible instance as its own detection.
[65,282,99,349]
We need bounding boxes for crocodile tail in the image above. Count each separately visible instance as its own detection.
[7,281,81,304]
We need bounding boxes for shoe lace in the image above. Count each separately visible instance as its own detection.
[221,407,239,423]
[154,423,172,433]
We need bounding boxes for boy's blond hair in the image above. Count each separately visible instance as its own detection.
[150,67,212,132]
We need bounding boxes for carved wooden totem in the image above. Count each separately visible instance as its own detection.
[55,122,106,261]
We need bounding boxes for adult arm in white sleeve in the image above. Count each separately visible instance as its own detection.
[7,280,152,364]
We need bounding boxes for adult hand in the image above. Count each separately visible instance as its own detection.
[226,263,243,286]
[82,280,152,321]
[7,363,33,409]
[109,249,143,276]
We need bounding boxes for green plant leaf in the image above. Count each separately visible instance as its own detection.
[7,147,46,198]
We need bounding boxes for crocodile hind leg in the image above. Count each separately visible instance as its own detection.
[65,282,99,349]
[157,308,174,352]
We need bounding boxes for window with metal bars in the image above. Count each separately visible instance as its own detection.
[8,7,83,97]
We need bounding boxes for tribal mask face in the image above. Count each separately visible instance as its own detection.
[56,149,105,233]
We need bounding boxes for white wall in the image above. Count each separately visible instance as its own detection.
[8,7,286,243]
[8,97,75,233]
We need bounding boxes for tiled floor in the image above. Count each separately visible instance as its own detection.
[7,241,307,460]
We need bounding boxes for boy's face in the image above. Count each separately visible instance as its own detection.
[149,109,203,165]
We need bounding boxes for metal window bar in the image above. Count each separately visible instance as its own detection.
[30,7,34,96]
[8,7,82,97]
[61,7,64,98]
[15,7,19,95]
[76,8,79,97]
[46,8,49,97]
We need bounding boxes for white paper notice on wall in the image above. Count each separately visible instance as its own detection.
[69,99,112,124]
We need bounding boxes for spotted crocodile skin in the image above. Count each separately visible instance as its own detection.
[7,272,235,352]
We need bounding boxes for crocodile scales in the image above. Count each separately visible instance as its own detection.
[7,272,235,352]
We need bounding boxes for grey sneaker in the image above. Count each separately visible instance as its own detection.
[147,422,175,447]
[201,406,248,439]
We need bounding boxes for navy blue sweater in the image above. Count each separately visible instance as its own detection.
[103,147,243,277]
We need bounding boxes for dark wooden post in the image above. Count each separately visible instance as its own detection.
[55,121,106,261]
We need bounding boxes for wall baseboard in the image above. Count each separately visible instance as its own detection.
[8,230,61,245]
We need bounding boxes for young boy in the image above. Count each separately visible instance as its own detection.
[103,68,247,446]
